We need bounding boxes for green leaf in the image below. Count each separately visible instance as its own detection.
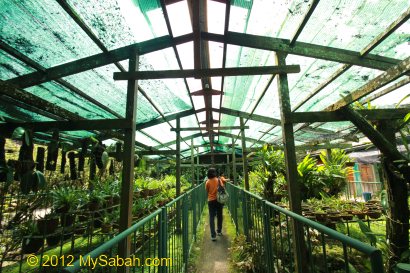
[357,219,377,245]
[11,127,25,140]
[34,171,46,189]
[102,151,109,169]
[348,262,360,273]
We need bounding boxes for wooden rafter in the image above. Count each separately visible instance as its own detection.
[202,31,402,71]
[113,66,301,80]
[326,57,410,111]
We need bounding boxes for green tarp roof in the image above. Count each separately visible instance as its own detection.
[0,0,409,154]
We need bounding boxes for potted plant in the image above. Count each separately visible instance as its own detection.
[20,220,44,254]
[51,187,78,227]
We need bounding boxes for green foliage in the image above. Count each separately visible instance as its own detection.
[318,149,351,197]
[230,234,255,272]
[298,154,324,200]
[51,186,79,211]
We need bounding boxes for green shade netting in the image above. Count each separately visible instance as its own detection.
[0,102,54,122]
[370,21,410,60]
[66,0,167,49]
[0,50,36,79]
[135,131,162,147]
[142,123,175,146]
[1,0,101,68]
[229,0,310,39]
[299,66,384,112]
[26,82,116,119]
[298,0,410,52]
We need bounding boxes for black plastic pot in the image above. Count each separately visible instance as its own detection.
[46,234,61,247]
[37,216,59,235]
[22,237,44,254]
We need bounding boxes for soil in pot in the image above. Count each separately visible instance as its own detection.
[366,210,382,219]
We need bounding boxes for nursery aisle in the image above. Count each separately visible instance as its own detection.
[195,208,233,273]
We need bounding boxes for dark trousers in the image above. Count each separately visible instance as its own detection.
[208,200,223,237]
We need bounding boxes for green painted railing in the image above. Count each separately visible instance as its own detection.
[63,183,206,273]
[226,183,384,273]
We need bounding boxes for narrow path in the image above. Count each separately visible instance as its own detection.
[195,208,233,273]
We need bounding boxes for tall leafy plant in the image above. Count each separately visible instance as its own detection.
[256,144,286,202]
[298,154,324,200]
[318,149,351,196]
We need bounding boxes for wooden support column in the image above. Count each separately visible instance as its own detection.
[240,118,249,190]
[232,138,237,185]
[226,154,230,179]
[119,51,139,273]
[191,138,195,186]
[176,118,181,232]
[196,151,200,184]
[276,53,306,273]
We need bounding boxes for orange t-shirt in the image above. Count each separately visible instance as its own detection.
[205,177,225,201]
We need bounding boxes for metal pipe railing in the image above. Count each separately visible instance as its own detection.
[226,182,384,273]
[62,182,206,273]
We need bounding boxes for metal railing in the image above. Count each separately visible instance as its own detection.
[62,183,206,273]
[226,183,384,273]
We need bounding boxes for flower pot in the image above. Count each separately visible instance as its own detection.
[314,212,327,222]
[341,214,353,221]
[46,234,60,247]
[37,217,59,235]
[60,214,75,227]
[366,210,382,219]
[352,211,365,219]
[22,237,44,254]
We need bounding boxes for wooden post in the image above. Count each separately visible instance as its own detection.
[0,135,6,182]
[240,118,249,190]
[232,138,237,185]
[176,118,181,232]
[276,53,306,273]
[60,150,66,174]
[118,52,139,273]
[377,121,409,272]
[191,138,195,186]
[226,154,230,179]
[196,151,200,184]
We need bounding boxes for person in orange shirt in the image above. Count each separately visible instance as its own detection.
[205,168,224,241]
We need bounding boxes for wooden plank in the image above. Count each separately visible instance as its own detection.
[289,108,410,123]
[6,34,193,88]
[203,31,402,71]
[276,53,306,273]
[240,118,249,190]
[365,77,410,102]
[113,65,301,80]
[171,125,249,131]
[191,89,223,96]
[326,56,410,111]
[216,107,281,125]
[119,53,139,270]
[341,107,407,163]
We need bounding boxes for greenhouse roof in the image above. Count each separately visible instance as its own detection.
[0,0,409,157]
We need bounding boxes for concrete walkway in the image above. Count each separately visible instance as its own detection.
[195,208,232,273]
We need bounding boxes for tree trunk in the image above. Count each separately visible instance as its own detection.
[383,158,409,272]
[378,121,409,272]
